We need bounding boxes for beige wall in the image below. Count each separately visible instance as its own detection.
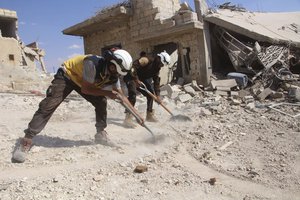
[82,0,208,85]
[0,37,23,67]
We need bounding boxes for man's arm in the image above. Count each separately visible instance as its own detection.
[81,80,118,99]
[81,57,118,99]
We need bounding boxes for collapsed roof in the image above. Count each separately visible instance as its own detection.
[205,9,300,48]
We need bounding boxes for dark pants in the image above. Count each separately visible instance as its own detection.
[24,68,107,138]
[125,78,154,112]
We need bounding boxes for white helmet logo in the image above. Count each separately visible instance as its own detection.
[111,49,133,75]
[158,50,171,65]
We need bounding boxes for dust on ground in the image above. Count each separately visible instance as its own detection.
[0,90,299,200]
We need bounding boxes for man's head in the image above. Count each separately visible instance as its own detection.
[157,51,171,66]
[104,49,133,76]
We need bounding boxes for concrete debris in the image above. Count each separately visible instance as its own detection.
[218,2,246,12]
[211,79,237,90]
[267,103,300,118]
[207,23,299,106]
[177,93,193,103]
[183,85,196,96]
[257,88,273,101]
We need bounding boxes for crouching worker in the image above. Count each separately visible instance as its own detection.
[12,49,137,163]
[123,51,171,128]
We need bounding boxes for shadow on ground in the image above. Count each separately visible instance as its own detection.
[32,135,94,148]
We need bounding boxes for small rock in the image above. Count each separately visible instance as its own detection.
[208,177,216,185]
[134,165,148,173]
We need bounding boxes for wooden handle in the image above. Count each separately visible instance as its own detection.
[144,90,174,116]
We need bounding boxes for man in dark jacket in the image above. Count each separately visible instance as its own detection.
[123,51,170,128]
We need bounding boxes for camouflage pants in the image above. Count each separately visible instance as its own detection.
[24,68,107,138]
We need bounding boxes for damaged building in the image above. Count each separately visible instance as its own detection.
[63,0,300,96]
[205,3,300,102]
[205,4,300,82]
[0,8,48,91]
[0,8,47,71]
[63,0,211,86]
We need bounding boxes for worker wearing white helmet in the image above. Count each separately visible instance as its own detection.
[123,50,171,128]
[12,48,138,163]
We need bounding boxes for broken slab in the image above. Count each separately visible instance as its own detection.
[183,85,196,96]
[205,9,300,48]
[214,90,229,96]
[177,93,193,103]
[257,88,273,101]
[215,86,231,91]
[211,79,237,90]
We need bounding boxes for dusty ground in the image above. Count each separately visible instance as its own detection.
[0,88,299,200]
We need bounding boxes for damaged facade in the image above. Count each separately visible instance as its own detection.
[63,0,300,99]
[0,8,47,72]
[205,4,300,102]
[0,8,51,91]
[63,0,211,86]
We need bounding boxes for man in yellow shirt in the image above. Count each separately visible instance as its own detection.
[12,49,139,163]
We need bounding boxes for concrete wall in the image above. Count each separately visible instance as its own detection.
[0,37,23,67]
[82,0,208,85]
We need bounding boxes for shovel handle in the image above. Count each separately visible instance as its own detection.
[115,93,155,139]
[115,92,144,125]
[139,83,174,116]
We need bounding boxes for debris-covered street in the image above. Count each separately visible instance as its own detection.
[0,0,300,199]
[0,84,299,199]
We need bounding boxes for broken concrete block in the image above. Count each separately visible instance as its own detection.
[170,91,180,99]
[246,102,255,110]
[243,95,254,104]
[230,91,239,97]
[216,86,231,91]
[160,84,173,97]
[238,90,250,98]
[183,85,196,96]
[211,79,237,90]
[231,99,241,105]
[177,93,192,103]
[160,90,169,97]
[288,88,300,102]
[270,92,284,99]
[200,107,212,116]
[257,88,273,100]
[215,90,228,96]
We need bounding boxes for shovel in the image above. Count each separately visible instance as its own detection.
[139,82,192,121]
[115,92,156,142]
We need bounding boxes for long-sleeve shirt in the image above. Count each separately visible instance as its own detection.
[124,56,162,96]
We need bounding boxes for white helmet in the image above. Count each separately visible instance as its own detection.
[157,51,171,65]
[110,49,133,75]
